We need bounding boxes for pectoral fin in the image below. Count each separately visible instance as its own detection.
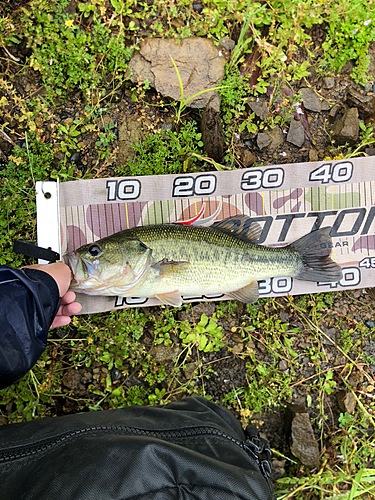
[151,259,190,277]
[155,291,183,307]
[228,281,259,303]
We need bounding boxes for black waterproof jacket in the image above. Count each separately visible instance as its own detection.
[0,265,60,389]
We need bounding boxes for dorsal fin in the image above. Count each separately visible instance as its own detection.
[211,216,262,243]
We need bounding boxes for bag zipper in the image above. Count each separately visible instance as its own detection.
[0,424,272,480]
[0,425,246,463]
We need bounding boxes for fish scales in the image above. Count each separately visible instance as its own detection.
[66,217,343,305]
[92,224,299,297]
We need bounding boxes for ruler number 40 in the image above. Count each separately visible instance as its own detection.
[309,161,353,184]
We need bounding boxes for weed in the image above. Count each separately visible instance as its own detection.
[20,1,133,100]
[0,134,72,266]
[180,313,224,352]
[115,121,204,177]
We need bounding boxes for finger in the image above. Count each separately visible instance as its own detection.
[50,316,71,329]
[59,302,82,316]
[60,290,77,305]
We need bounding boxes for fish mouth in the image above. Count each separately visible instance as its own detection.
[63,251,79,284]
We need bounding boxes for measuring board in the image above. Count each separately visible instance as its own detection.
[36,156,375,314]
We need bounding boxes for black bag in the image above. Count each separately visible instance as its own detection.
[0,397,275,499]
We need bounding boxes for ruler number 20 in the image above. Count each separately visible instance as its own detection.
[172,174,217,197]
[309,161,353,184]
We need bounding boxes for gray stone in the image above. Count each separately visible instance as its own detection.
[321,99,331,111]
[219,36,235,51]
[257,132,271,150]
[267,126,283,149]
[346,88,375,120]
[287,119,305,147]
[299,87,322,112]
[290,412,320,468]
[127,38,225,112]
[332,107,359,144]
[279,359,288,371]
[322,77,335,89]
[337,390,357,414]
[329,103,343,123]
[117,115,143,163]
[247,99,269,121]
[364,82,372,93]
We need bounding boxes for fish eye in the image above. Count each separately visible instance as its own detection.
[88,244,101,257]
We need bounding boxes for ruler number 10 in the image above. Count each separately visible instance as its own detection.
[309,161,353,184]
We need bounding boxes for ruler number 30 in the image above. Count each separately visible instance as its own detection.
[309,161,353,184]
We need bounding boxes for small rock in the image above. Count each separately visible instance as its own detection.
[70,151,81,164]
[323,77,335,89]
[329,103,343,123]
[247,99,269,121]
[337,390,357,414]
[279,359,288,371]
[346,88,375,120]
[0,416,7,426]
[309,149,318,162]
[153,344,182,363]
[332,107,359,145]
[232,343,243,355]
[240,149,257,167]
[287,406,320,468]
[322,327,337,346]
[257,132,271,150]
[219,37,235,52]
[192,2,203,13]
[365,148,375,156]
[62,369,81,390]
[287,119,305,147]
[267,126,283,149]
[271,459,286,482]
[347,371,364,388]
[299,88,322,112]
[364,82,372,93]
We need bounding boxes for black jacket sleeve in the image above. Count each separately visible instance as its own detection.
[0,266,61,390]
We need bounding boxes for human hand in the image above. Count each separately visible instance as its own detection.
[50,290,82,328]
[22,262,82,327]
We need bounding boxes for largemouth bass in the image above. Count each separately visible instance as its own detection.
[65,216,343,306]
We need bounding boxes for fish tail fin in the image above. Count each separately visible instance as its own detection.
[290,227,343,282]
